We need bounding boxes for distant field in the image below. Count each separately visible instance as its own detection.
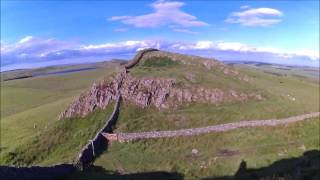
[0,60,124,81]
[0,60,319,179]
[0,66,117,165]
[231,63,319,81]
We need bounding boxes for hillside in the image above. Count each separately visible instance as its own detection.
[1,50,319,179]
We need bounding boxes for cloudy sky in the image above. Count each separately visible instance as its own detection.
[1,0,319,71]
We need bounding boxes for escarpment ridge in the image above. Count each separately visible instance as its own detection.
[59,49,261,119]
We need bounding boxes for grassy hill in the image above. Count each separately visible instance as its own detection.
[0,51,319,179]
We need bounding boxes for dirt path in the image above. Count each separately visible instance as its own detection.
[103,112,320,143]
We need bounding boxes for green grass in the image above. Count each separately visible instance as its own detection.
[1,69,116,118]
[0,68,116,165]
[132,60,256,92]
[234,64,319,81]
[2,107,114,166]
[115,97,317,133]
[141,57,181,67]
[0,56,319,179]
[116,58,319,132]
[96,118,320,179]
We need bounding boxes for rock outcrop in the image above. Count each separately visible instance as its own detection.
[59,72,261,119]
[59,50,261,119]
[59,70,126,119]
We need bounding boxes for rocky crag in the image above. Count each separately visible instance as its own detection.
[59,49,261,119]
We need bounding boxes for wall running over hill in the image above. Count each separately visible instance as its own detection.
[59,49,261,119]
[72,49,161,169]
[75,94,122,169]
[125,48,159,69]
[103,112,320,143]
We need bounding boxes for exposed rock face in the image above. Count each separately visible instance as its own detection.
[59,50,260,119]
[59,71,126,119]
[59,72,261,119]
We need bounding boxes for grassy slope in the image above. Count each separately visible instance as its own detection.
[96,118,319,179]
[0,56,319,179]
[91,57,319,179]
[115,58,319,132]
[0,68,116,165]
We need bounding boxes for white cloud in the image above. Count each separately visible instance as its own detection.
[114,28,128,32]
[81,40,161,51]
[240,5,250,9]
[19,36,34,43]
[108,0,209,28]
[216,42,252,51]
[226,7,283,27]
[172,28,199,35]
[170,40,319,61]
[169,41,214,50]
[283,49,320,61]
[1,36,73,55]
[1,36,318,69]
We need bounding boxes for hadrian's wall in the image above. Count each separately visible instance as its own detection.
[0,49,158,179]
[124,48,159,69]
[75,95,122,169]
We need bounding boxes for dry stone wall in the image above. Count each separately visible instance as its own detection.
[75,95,122,169]
[125,48,159,69]
[59,48,261,169]
[103,112,320,143]
[59,50,262,119]
[72,49,160,169]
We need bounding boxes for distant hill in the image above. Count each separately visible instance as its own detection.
[1,50,319,179]
[0,60,126,81]
[225,60,319,80]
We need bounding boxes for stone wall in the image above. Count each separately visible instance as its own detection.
[102,112,320,143]
[124,48,159,69]
[59,49,252,119]
[75,95,122,170]
[73,49,160,169]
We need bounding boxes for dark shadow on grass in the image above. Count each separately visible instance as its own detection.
[0,164,77,180]
[64,165,184,180]
[203,150,320,180]
[1,150,318,180]
[0,164,184,180]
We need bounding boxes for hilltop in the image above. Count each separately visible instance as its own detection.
[0,50,319,179]
[59,50,261,119]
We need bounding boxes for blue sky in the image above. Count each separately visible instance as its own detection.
[1,0,319,71]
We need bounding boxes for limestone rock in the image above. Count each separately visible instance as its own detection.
[59,72,262,119]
